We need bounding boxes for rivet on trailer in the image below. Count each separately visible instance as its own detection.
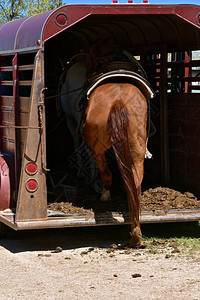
[0,3,200,237]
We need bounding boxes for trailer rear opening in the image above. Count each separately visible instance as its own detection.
[0,3,200,232]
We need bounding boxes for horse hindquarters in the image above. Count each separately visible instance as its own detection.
[108,102,142,247]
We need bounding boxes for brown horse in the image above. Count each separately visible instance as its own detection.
[60,46,153,246]
[83,82,149,247]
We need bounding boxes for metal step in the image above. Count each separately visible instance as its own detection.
[0,208,199,230]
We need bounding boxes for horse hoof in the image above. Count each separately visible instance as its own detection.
[100,191,111,202]
[100,195,111,202]
[129,227,142,248]
[129,239,142,248]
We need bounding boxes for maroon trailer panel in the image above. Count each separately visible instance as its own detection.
[42,4,200,42]
[42,6,91,42]
[0,12,52,53]
[0,4,200,54]
[14,12,52,51]
[0,155,10,210]
[0,19,25,53]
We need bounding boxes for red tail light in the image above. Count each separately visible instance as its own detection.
[25,162,38,175]
[26,179,38,193]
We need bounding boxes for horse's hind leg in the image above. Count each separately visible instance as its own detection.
[92,152,112,202]
[129,158,145,247]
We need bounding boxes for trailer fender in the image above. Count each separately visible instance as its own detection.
[0,154,12,210]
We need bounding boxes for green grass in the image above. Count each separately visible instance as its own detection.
[141,222,200,256]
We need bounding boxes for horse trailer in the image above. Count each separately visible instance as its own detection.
[0,3,200,234]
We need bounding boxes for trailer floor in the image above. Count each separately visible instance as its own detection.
[1,208,200,231]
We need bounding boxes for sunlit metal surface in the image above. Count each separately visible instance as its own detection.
[0,209,199,231]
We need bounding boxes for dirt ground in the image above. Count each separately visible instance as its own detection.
[48,187,200,214]
[0,224,199,300]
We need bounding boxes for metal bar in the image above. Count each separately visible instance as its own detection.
[168,77,200,83]
[184,51,191,88]
[1,96,13,104]
[160,46,170,185]
[13,54,19,198]
[0,47,39,56]
[18,64,34,71]
[1,80,13,86]
[0,66,12,71]
[1,137,14,143]
[1,106,13,111]
[0,209,199,231]
[0,213,17,230]
[0,125,42,129]
[18,80,32,86]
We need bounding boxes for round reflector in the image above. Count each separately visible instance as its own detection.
[26,179,38,193]
[25,162,38,175]
[55,13,68,27]
[196,13,200,26]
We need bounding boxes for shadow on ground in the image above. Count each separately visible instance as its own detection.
[0,222,199,254]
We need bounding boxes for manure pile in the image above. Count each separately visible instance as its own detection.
[48,187,200,214]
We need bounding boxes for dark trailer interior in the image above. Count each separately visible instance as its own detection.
[0,4,200,230]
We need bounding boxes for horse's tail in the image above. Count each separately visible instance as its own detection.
[108,102,140,231]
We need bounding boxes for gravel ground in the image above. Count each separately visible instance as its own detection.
[0,225,199,300]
